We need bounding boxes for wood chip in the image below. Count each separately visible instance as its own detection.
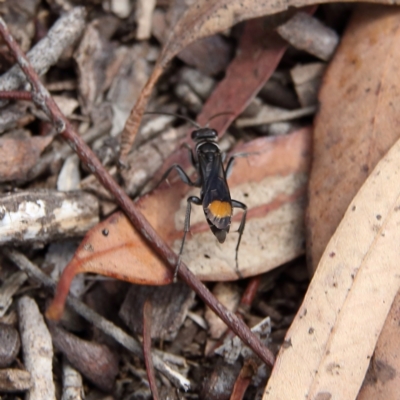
[0,369,31,392]
[50,323,118,392]
[74,21,118,115]
[110,0,132,19]
[119,283,195,341]
[179,67,216,100]
[57,155,81,191]
[277,12,339,61]
[106,44,151,137]
[290,62,326,107]
[0,102,31,134]
[0,271,27,317]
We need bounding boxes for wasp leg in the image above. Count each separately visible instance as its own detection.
[231,199,248,277]
[158,164,201,188]
[181,142,197,169]
[175,196,202,281]
[225,152,259,178]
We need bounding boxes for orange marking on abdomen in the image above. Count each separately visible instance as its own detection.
[208,200,232,218]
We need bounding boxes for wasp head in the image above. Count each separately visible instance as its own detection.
[191,128,218,142]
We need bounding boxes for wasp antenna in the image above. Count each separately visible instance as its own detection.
[205,111,235,127]
[144,111,201,129]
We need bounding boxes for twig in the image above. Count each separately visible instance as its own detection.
[2,248,190,391]
[0,91,32,101]
[0,17,275,368]
[240,276,262,310]
[61,358,84,400]
[143,301,160,400]
[206,277,262,356]
[230,361,255,400]
[18,296,56,400]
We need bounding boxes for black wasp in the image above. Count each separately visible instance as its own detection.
[156,114,248,278]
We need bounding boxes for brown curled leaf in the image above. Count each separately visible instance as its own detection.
[46,212,173,321]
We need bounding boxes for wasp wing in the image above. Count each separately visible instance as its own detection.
[202,154,232,231]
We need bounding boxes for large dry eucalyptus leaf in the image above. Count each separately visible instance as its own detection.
[306,6,400,396]
[307,5,400,273]
[263,69,400,400]
[264,6,400,399]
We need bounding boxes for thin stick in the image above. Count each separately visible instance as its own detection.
[0,17,275,368]
[0,90,32,101]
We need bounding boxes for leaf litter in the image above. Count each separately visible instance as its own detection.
[1,0,400,399]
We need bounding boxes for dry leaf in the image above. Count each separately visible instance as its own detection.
[264,129,400,399]
[305,7,400,397]
[156,0,395,68]
[357,291,400,400]
[264,7,400,399]
[46,212,173,320]
[306,5,400,273]
[0,136,52,182]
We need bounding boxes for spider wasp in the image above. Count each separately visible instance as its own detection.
[152,113,248,279]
